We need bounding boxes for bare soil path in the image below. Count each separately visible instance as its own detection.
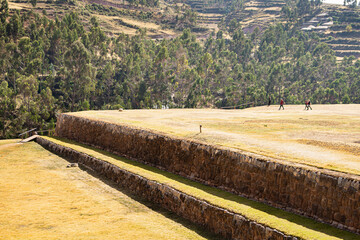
[0,139,21,150]
[0,143,20,150]
[73,104,360,175]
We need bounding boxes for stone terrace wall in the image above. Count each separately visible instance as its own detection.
[55,114,360,234]
[36,137,297,240]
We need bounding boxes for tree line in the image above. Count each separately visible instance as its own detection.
[1,0,360,138]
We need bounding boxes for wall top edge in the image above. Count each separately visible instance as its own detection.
[58,113,360,183]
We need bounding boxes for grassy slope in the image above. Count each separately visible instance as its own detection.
[0,140,219,240]
[42,136,359,240]
[7,0,182,39]
[8,0,360,52]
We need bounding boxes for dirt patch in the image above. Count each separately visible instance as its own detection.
[0,143,21,150]
[297,139,360,156]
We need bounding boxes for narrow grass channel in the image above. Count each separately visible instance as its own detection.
[43,136,359,240]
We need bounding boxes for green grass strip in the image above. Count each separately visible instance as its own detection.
[43,136,359,240]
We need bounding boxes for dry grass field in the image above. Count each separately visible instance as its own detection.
[1,139,358,240]
[91,13,177,37]
[34,137,360,240]
[0,141,218,239]
[72,104,360,175]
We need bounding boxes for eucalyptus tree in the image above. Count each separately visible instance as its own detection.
[0,81,13,138]
[0,0,8,24]
[16,75,38,113]
[63,40,96,111]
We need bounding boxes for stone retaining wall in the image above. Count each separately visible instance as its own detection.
[36,137,297,240]
[55,114,360,234]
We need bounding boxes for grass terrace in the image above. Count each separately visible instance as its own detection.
[0,140,219,239]
[33,136,360,240]
[69,105,360,175]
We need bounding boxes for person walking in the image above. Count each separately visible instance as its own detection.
[304,100,308,110]
[307,99,312,110]
[267,96,271,107]
[279,98,284,110]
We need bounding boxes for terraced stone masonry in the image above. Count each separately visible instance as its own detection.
[36,137,297,240]
[55,113,360,234]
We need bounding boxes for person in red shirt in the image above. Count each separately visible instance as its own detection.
[279,98,284,110]
[307,99,312,110]
[304,100,308,110]
[304,99,312,110]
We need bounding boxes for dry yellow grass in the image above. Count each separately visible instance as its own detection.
[93,14,177,37]
[117,17,161,30]
[93,14,138,35]
[40,136,360,240]
[71,105,360,175]
[7,1,27,10]
[0,141,218,240]
[0,139,18,147]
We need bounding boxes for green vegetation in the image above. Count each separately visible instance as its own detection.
[2,0,360,138]
[41,136,360,240]
[281,0,322,22]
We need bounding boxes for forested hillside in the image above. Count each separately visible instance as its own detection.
[1,0,360,138]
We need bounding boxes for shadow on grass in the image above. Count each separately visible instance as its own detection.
[48,136,359,240]
[45,137,222,240]
[78,162,223,240]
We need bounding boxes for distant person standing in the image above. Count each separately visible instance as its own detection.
[307,99,312,110]
[304,100,308,110]
[267,96,271,106]
[279,99,284,110]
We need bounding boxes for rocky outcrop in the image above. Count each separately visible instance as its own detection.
[36,137,297,240]
[55,113,360,234]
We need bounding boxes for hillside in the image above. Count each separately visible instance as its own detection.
[2,0,360,139]
[7,0,177,38]
[7,0,208,39]
[307,4,360,59]
[7,0,360,44]
[6,0,360,48]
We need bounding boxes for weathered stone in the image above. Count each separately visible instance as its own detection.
[53,114,360,234]
[36,136,303,240]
